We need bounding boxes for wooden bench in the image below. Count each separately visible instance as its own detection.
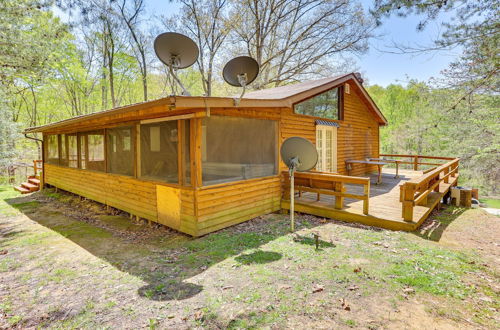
[345,159,388,184]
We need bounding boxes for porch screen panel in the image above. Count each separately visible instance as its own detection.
[87,131,105,171]
[78,130,105,171]
[46,134,59,165]
[140,121,178,183]
[78,134,86,169]
[201,116,277,186]
[67,134,78,168]
[181,121,191,185]
[107,126,134,176]
[59,134,68,166]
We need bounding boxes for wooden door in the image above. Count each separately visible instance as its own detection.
[315,125,337,172]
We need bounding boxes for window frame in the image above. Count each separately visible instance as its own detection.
[292,85,344,121]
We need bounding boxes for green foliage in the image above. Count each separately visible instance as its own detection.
[367,82,499,194]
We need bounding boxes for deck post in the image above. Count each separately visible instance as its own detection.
[334,182,344,209]
[363,181,370,215]
[402,183,416,221]
[413,156,419,171]
[443,166,450,184]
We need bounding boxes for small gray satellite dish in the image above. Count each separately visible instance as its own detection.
[154,32,199,96]
[280,137,318,231]
[222,56,259,105]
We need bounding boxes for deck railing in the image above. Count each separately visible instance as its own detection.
[380,154,455,170]
[282,171,371,215]
[33,160,42,177]
[400,158,460,221]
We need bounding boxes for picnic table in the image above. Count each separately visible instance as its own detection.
[345,159,388,184]
[367,157,401,178]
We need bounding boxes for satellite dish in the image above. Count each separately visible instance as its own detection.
[280,137,318,232]
[280,137,318,173]
[222,56,259,105]
[154,32,199,96]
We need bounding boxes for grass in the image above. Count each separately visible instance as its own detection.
[0,185,499,329]
[480,198,500,208]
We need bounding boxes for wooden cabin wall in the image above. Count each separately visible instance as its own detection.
[338,84,380,176]
[193,108,283,236]
[41,84,381,237]
[194,177,281,236]
[44,164,197,236]
[279,84,380,176]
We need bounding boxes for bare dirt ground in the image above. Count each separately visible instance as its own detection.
[0,186,498,329]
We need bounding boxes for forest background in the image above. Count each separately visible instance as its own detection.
[1,0,498,194]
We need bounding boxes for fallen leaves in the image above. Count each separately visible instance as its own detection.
[347,285,359,291]
[312,284,324,293]
[0,250,7,255]
[353,267,362,273]
[403,287,415,294]
[340,298,351,311]
[194,310,204,321]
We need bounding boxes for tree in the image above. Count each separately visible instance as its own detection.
[370,0,499,103]
[166,0,231,96]
[0,0,67,86]
[117,0,150,101]
[231,0,374,88]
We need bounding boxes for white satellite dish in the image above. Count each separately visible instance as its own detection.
[280,137,318,231]
[222,56,259,105]
[154,32,199,96]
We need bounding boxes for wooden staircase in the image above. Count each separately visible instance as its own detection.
[14,177,41,194]
[13,160,43,194]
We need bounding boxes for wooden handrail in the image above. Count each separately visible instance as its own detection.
[380,154,454,171]
[282,171,370,215]
[400,158,460,221]
[33,160,42,177]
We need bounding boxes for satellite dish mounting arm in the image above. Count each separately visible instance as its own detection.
[288,156,300,177]
[233,73,248,106]
[168,56,191,96]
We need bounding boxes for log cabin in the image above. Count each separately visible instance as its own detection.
[24,72,459,235]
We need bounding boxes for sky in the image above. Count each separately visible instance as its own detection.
[144,0,458,87]
[55,0,459,87]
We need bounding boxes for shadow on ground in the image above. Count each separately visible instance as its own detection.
[2,189,332,302]
[413,205,466,242]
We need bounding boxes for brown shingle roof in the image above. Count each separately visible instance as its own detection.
[243,75,346,99]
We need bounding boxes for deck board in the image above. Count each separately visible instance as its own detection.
[282,169,456,231]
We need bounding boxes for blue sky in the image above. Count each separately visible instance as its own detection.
[56,0,458,87]
[144,0,458,87]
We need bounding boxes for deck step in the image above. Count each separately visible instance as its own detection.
[28,178,40,186]
[14,186,31,194]
[21,182,39,192]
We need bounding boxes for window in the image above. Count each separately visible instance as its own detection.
[45,134,59,165]
[79,130,105,172]
[201,116,277,185]
[294,86,343,120]
[107,126,134,176]
[140,121,178,183]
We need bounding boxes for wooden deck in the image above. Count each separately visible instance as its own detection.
[281,168,458,231]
